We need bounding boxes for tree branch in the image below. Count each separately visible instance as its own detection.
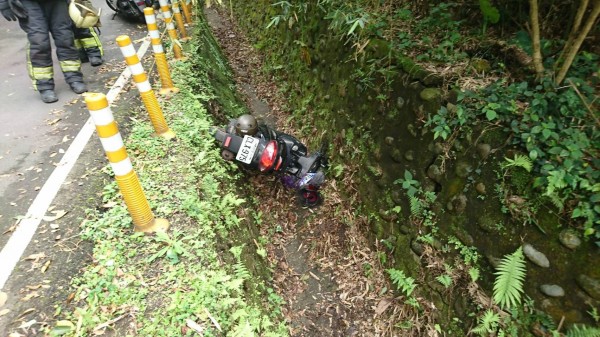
[529,0,545,80]
[555,1,600,85]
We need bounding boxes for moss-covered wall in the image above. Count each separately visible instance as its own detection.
[227,2,449,270]
[223,2,600,329]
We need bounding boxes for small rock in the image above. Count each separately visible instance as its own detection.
[404,150,414,161]
[476,143,491,160]
[385,136,394,145]
[475,182,486,195]
[399,225,412,235]
[522,243,550,268]
[427,165,442,183]
[419,88,442,102]
[451,194,468,213]
[576,274,600,300]
[396,96,405,109]
[558,229,581,250]
[422,179,437,193]
[540,284,565,297]
[390,149,403,163]
[411,240,424,256]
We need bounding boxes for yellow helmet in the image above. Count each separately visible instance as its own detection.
[69,0,102,28]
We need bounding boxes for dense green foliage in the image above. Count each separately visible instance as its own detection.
[459,76,599,240]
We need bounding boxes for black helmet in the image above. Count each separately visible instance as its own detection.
[235,114,258,135]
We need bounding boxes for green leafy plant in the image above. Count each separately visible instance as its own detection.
[394,170,420,197]
[502,154,533,173]
[565,324,600,337]
[387,268,416,297]
[470,309,501,336]
[493,247,527,309]
[147,231,194,265]
[468,267,480,282]
[478,0,500,34]
[436,274,453,288]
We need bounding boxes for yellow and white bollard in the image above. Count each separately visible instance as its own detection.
[158,0,185,61]
[144,7,179,96]
[116,35,176,140]
[171,0,190,42]
[84,93,170,233]
[181,0,192,25]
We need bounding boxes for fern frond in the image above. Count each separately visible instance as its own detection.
[409,196,423,217]
[436,274,452,288]
[566,324,600,337]
[387,268,416,296]
[503,154,533,172]
[234,261,251,281]
[470,309,500,335]
[468,267,480,282]
[493,247,527,309]
[546,193,565,211]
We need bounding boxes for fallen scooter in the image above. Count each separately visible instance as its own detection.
[211,115,328,207]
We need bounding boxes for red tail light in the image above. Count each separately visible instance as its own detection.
[259,141,278,172]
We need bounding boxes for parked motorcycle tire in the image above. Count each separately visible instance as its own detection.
[298,188,322,207]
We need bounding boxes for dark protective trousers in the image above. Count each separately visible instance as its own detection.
[73,27,103,62]
[17,0,83,91]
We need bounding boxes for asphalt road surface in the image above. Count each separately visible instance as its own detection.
[0,4,154,335]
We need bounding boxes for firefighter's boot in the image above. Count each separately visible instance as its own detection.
[69,81,87,94]
[39,90,59,103]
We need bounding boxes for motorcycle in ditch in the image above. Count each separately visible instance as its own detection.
[211,115,328,207]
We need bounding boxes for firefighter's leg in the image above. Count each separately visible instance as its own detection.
[80,28,103,66]
[17,0,57,102]
[46,0,87,93]
[73,26,100,64]
[73,34,89,63]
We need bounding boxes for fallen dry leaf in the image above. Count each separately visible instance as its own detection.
[17,319,36,329]
[0,308,10,316]
[41,260,51,273]
[204,308,222,332]
[374,298,393,315]
[25,253,46,261]
[43,210,67,222]
[186,319,205,334]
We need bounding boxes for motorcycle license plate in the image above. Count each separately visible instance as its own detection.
[236,135,259,164]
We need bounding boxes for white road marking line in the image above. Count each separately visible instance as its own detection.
[0,37,151,290]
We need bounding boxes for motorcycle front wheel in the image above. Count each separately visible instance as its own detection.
[298,188,322,207]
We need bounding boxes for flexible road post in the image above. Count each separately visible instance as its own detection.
[171,0,190,41]
[144,8,180,96]
[116,35,176,140]
[158,0,185,61]
[181,0,192,24]
[84,93,170,233]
